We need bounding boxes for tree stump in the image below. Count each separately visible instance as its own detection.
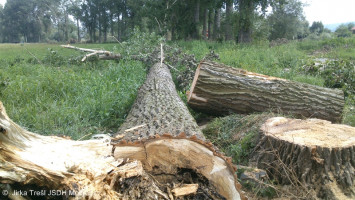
[252,117,355,199]
[187,61,345,122]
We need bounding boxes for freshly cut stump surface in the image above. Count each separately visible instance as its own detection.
[252,117,355,199]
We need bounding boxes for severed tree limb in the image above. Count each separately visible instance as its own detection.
[61,44,179,71]
[61,44,122,61]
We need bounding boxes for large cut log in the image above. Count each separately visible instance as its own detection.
[187,61,345,122]
[0,63,245,199]
[112,62,245,200]
[252,117,355,199]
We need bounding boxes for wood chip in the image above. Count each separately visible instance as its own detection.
[124,124,147,132]
[172,184,198,197]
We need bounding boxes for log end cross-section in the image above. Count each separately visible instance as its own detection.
[113,62,245,200]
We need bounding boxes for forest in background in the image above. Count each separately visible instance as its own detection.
[0,0,354,44]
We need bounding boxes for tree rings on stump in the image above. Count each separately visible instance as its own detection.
[252,117,355,199]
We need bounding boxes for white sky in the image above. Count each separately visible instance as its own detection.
[0,0,354,25]
[301,0,355,24]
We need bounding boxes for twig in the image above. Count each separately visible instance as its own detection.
[23,46,43,65]
[124,124,147,132]
[155,17,162,33]
[78,132,94,141]
[161,43,164,66]
[109,36,123,47]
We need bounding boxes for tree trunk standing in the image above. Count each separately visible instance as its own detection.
[202,8,208,40]
[98,13,102,43]
[192,0,200,39]
[213,8,221,40]
[64,12,69,41]
[102,10,108,43]
[113,62,245,200]
[225,0,234,41]
[117,13,122,41]
[208,8,212,40]
[238,0,253,43]
[93,16,97,42]
[252,117,355,199]
[110,13,114,37]
[76,18,80,42]
[187,61,344,122]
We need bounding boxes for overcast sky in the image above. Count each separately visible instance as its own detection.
[0,0,354,25]
[302,0,355,24]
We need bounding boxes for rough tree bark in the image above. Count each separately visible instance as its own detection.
[202,8,208,40]
[187,61,344,122]
[238,0,253,43]
[192,0,200,39]
[225,0,234,41]
[0,60,245,199]
[113,62,245,199]
[251,117,355,199]
[213,8,221,40]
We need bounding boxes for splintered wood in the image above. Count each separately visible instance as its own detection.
[0,61,245,200]
[172,184,199,197]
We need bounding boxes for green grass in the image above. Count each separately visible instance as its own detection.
[0,43,146,139]
[0,35,354,141]
[174,40,327,86]
[0,43,119,60]
[175,39,354,126]
[203,113,277,165]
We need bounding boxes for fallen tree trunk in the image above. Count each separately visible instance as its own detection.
[252,117,355,199]
[0,62,245,199]
[112,62,245,199]
[187,61,345,122]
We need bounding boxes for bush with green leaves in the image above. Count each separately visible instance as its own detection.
[304,59,354,96]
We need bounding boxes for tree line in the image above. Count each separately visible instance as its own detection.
[0,0,344,43]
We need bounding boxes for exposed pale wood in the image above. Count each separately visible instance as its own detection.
[188,61,345,122]
[172,184,199,197]
[0,101,128,199]
[114,62,243,199]
[61,44,121,61]
[112,60,245,199]
[1,46,246,199]
[252,117,355,199]
[0,58,245,199]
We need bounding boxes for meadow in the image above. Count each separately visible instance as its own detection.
[0,35,354,142]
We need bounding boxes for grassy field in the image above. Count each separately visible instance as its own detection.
[0,43,146,139]
[0,36,354,141]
